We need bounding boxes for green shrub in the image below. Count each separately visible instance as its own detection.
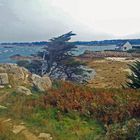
[105,119,140,140]
[126,61,140,88]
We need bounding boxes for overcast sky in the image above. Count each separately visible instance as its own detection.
[1,0,140,42]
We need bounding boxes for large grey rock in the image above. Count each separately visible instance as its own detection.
[0,67,5,72]
[32,74,52,92]
[38,133,52,140]
[0,73,9,85]
[16,86,32,96]
[0,64,31,86]
[2,64,29,80]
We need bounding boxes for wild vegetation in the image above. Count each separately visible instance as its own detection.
[1,33,140,140]
[0,80,140,140]
[84,59,129,88]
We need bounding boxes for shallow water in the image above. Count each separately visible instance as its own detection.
[75,45,116,55]
[0,45,116,63]
[0,45,43,63]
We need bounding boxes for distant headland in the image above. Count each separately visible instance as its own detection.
[1,39,140,46]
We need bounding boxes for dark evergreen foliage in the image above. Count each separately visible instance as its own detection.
[126,61,140,88]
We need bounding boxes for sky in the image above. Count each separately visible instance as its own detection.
[0,0,140,42]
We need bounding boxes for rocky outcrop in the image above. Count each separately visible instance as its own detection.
[0,73,9,85]
[0,64,31,87]
[16,86,32,96]
[0,64,52,91]
[32,74,52,92]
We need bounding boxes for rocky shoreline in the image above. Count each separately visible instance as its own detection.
[10,54,41,61]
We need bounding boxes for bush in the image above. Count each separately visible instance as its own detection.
[105,119,140,140]
[43,81,140,124]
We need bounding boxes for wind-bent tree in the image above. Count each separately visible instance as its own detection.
[40,31,77,76]
[126,61,140,88]
[18,32,92,83]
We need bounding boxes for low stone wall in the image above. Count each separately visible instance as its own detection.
[80,51,140,58]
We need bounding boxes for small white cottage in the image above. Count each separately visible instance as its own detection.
[115,41,133,51]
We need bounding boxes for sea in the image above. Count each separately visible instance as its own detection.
[0,44,116,63]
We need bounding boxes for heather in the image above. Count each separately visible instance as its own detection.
[0,80,139,139]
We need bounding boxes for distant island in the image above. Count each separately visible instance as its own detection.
[1,39,140,46]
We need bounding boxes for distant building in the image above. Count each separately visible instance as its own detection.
[115,41,133,51]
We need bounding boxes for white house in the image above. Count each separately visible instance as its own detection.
[115,41,133,51]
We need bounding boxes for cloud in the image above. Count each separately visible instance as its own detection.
[0,0,70,41]
[0,0,20,40]
[0,0,113,42]
[0,0,140,42]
